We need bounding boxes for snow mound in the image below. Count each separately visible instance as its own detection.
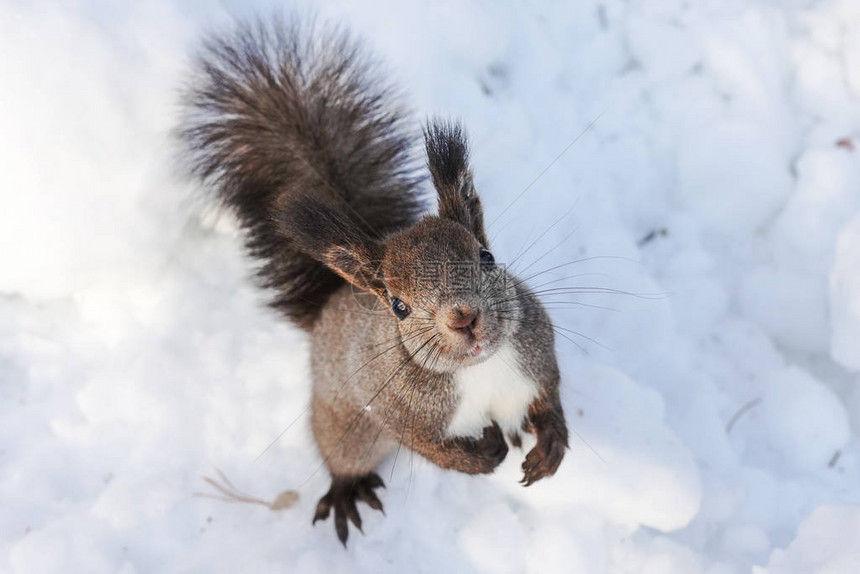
[756,366,851,472]
[517,365,702,532]
[757,505,860,574]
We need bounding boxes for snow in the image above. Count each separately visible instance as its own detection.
[831,213,860,371]
[2,0,860,573]
[756,505,860,574]
[755,366,850,472]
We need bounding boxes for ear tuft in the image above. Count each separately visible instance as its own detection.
[424,119,488,246]
[425,120,470,190]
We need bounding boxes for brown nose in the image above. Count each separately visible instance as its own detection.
[447,307,479,333]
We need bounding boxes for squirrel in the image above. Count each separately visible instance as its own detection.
[180,16,569,545]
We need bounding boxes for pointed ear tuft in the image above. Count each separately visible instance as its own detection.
[425,120,470,189]
[424,119,488,246]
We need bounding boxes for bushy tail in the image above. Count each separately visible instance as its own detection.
[180,17,424,329]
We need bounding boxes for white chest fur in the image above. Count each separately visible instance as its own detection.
[446,344,539,438]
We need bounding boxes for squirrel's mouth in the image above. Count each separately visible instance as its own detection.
[426,337,497,372]
[461,340,497,365]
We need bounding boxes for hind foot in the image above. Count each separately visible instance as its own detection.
[312,472,385,546]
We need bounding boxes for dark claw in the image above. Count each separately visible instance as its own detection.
[344,498,363,532]
[312,472,386,546]
[364,473,385,489]
[334,504,349,546]
[312,492,333,523]
[356,482,385,514]
[520,415,568,486]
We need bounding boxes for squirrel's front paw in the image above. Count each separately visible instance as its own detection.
[521,414,568,486]
[468,421,508,473]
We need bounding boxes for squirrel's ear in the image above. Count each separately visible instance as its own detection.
[424,119,488,246]
[279,196,387,297]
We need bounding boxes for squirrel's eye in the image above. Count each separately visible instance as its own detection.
[391,297,411,320]
[479,248,495,267]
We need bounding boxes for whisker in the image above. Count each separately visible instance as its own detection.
[406,340,445,498]
[514,218,581,277]
[297,333,440,488]
[572,426,610,466]
[511,255,641,287]
[491,285,665,308]
[505,203,579,273]
[369,337,441,476]
[527,272,614,292]
[495,312,602,354]
[365,337,440,457]
[487,109,605,230]
[250,325,435,465]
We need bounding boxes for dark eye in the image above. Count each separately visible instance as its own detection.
[479,247,495,266]
[391,297,411,319]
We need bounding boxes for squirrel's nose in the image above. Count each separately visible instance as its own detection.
[447,307,479,334]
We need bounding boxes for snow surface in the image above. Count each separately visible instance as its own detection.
[2,0,860,572]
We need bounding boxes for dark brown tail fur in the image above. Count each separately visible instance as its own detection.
[179,17,424,329]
